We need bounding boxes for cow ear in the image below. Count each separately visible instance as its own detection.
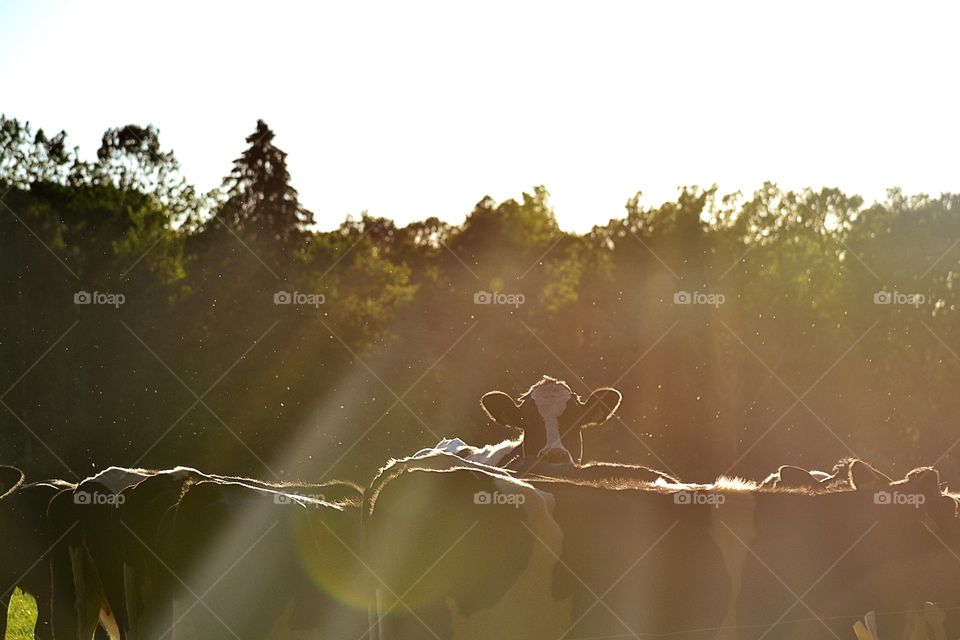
[576,388,622,428]
[0,465,25,500]
[850,460,893,490]
[481,391,524,430]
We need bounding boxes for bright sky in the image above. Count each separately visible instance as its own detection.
[1,1,958,233]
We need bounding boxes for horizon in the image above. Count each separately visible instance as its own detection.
[2,1,958,233]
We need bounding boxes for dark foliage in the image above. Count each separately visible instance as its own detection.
[2,115,959,486]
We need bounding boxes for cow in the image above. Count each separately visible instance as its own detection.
[47,466,157,640]
[42,465,363,640]
[412,437,679,486]
[0,471,76,640]
[365,454,952,640]
[405,376,673,487]
[408,377,677,488]
[759,458,858,491]
[515,473,751,639]
[120,468,363,640]
[521,460,960,640]
[366,451,805,640]
[738,460,960,639]
[364,452,571,640]
[480,375,623,470]
[409,437,523,467]
[110,466,213,640]
[166,477,367,640]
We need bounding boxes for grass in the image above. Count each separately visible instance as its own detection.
[5,590,37,640]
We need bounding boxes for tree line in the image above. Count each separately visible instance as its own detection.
[2,115,959,485]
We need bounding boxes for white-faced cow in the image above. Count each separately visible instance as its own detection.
[480,375,623,470]
[410,377,675,485]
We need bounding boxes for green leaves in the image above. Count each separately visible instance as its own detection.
[4,113,960,483]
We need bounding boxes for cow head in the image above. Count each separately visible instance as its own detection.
[480,375,622,465]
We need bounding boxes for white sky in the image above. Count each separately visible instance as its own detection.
[1,1,958,233]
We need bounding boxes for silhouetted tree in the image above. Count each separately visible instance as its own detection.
[216,119,313,245]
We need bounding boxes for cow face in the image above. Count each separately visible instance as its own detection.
[480,376,622,465]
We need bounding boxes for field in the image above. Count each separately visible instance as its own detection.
[5,591,36,640]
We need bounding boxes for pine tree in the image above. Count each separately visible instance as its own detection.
[218,119,313,244]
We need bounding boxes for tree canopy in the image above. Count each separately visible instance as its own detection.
[2,114,959,485]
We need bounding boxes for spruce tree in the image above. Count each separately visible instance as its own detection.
[218,119,313,244]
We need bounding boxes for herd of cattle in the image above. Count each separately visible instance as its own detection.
[2,375,959,640]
